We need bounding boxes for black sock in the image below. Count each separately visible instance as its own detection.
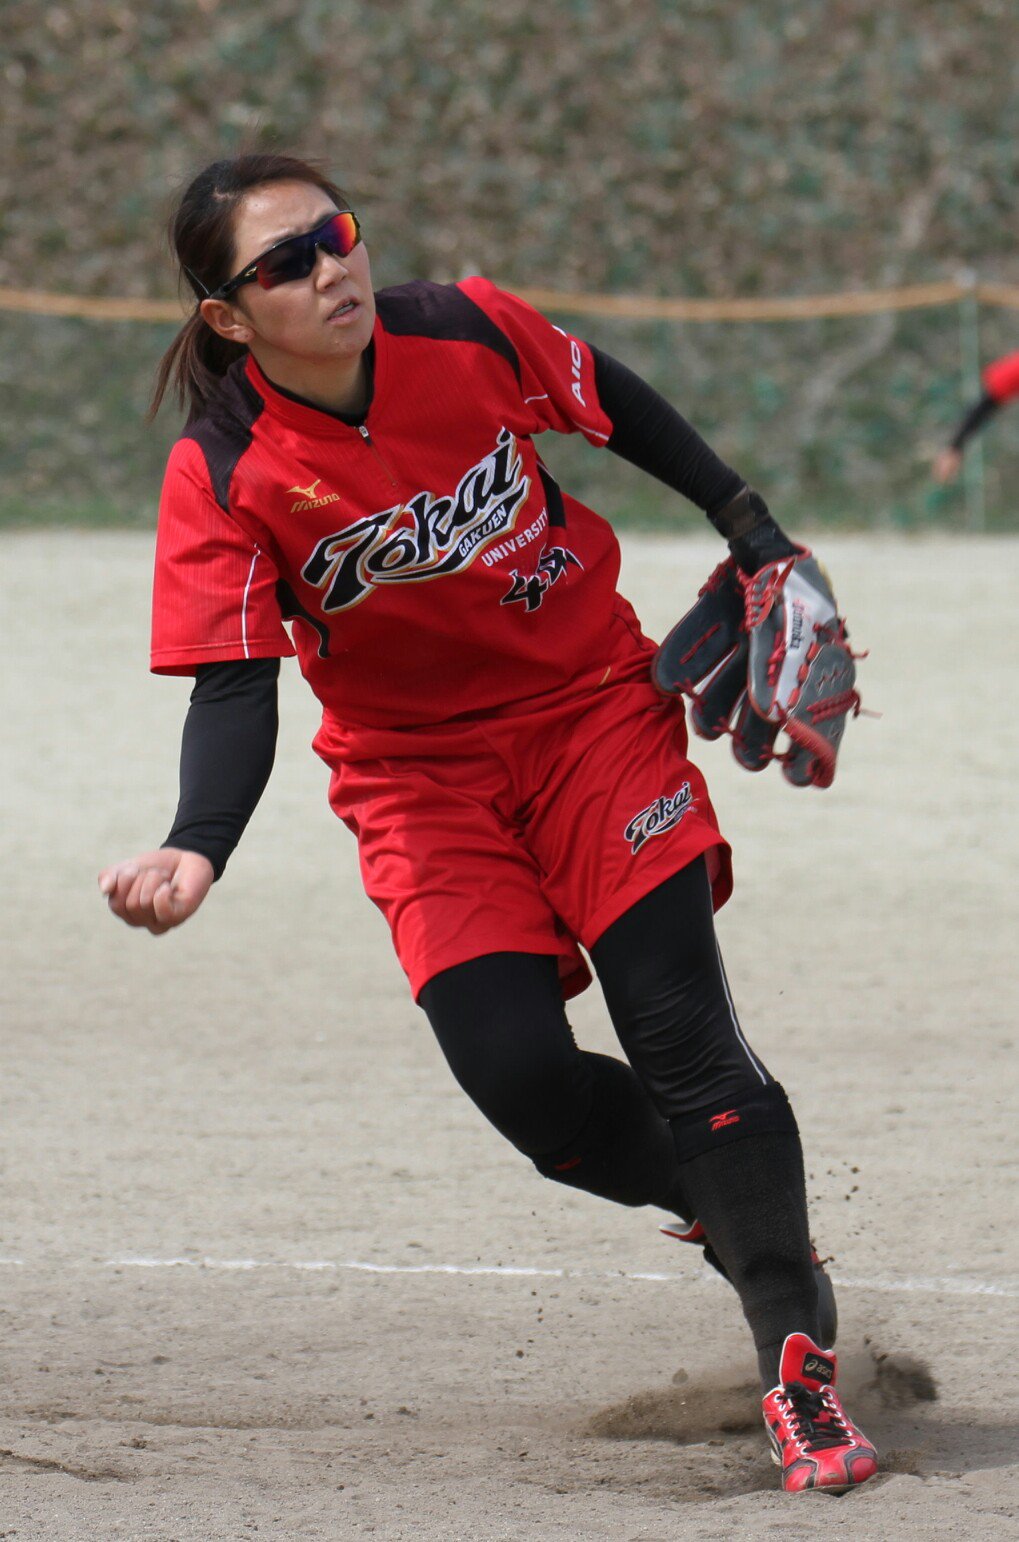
[671,1088,820,1389]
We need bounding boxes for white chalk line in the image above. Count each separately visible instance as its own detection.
[1,1256,1016,1299]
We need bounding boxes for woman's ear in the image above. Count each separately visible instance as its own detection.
[199,296,254,345]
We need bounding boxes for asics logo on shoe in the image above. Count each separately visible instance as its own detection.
[709,1109,741,1132]
[803,1354,835,1384]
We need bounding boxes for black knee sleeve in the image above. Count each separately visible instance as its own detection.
[532,1052,690,1213]
[670,1081,798,1163]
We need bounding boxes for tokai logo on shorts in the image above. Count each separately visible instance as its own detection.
[300,429,529,611]
[624,781,694,855]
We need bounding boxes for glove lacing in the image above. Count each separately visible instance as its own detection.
[677,555,866,774]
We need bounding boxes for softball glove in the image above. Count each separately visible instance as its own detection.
[652,550,862,788]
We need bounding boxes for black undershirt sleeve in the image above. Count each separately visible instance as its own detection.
[162,657,280,881]
[589,343,796,572]
[950,392,1000,451]
[591,343,743,512]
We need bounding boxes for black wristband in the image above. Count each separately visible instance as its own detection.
[707,487,798,574]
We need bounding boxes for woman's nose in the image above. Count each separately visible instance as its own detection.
[314,247,349,284]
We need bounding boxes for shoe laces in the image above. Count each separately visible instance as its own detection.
[781,1381,852,1452]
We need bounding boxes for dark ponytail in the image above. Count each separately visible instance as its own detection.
[150,153,350,421]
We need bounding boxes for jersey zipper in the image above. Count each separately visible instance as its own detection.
[357,423,398,488]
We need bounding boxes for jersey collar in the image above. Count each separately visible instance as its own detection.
[243,312,389,437]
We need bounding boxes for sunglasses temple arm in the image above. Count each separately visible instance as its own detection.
[183,265,213,298]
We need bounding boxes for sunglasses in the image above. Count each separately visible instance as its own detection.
[208,210,362,300]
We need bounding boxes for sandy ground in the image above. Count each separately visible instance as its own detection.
[2,530,1017,1541]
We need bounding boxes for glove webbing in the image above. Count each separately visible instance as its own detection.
[681,560,863,778]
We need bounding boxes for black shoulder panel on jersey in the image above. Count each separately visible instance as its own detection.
[182,360,265,512]
[536,460,566,528]
[375,281,521,384]
[276,579,331,659]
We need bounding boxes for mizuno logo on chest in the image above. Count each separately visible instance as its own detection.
[288,478,341,512]
[300,428,529,611]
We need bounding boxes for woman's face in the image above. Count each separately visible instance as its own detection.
[209,179,376,370]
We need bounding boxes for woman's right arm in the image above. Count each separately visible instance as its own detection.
[99,657,279,934]
[933,394,1000,482]
[934,349,1019,482]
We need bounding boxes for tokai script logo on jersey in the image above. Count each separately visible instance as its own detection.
[624,781,694,855]
[289,478,341,513]
[300,429,529,611]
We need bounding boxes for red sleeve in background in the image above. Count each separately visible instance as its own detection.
[457,277,614,446]
[982,351,1019,403]
[150,437,295,676]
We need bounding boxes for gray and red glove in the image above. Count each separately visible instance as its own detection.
[652,549,862,788]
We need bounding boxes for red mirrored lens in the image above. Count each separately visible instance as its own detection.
[321,211,360,257]
[256,212,361,289]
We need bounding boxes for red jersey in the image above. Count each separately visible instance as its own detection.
[151,279,654,745]
[983,350,1019,403]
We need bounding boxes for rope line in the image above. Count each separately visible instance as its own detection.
[1,280,1018,325]
[517,280,1014,321]
[0,287,186,322]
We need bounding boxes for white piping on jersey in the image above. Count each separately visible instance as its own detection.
[522,391,611,442]
[714,935,768,1085]
[241,548,260,658]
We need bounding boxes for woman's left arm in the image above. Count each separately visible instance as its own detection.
[458,280,796,575]
[590,345,796,574]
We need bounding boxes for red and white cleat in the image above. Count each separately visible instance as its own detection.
[659,1215,708,1247]
[762,1333,878,1493]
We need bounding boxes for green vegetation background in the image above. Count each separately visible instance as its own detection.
[3,1,1017,529]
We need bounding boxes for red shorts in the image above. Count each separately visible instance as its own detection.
[317,648,732,1000]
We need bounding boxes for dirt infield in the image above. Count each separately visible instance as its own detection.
[2,531,1017,1540]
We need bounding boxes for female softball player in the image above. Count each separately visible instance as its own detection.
[934,348,1019,482]
[99,153,876,1493]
